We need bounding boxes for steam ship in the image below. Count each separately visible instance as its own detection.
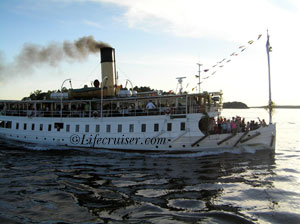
[0,47,276,153]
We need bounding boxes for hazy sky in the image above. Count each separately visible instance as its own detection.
[1,0,299,106]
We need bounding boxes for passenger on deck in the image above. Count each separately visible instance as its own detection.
[246,121,251,131]
[231,117,237,134]
[146,100,156,109]
[226,119,232,133]
[258,118,267,127]
[221,118,227,133]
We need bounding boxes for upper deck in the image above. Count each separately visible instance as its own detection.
[0,92,222,119]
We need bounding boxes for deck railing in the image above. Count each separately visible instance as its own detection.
[0,104,221,118]
[0,92,222,119]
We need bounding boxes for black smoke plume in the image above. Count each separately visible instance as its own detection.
[0,36,110,82]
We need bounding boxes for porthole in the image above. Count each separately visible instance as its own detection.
[169,145,172,148]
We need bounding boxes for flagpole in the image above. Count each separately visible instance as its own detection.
[266,30,272,124]
[197,63,202,93]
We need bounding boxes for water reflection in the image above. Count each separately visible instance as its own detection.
[0,143,280,223]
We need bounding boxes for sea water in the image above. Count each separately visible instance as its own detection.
[0,108,299,224]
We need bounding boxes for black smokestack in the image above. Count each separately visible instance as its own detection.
[0,36,111,82]
[100,47,115,63]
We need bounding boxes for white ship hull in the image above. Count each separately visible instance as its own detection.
[0,114,276,153]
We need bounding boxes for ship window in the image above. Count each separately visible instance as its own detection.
[31,123,35,131]
[66,124,70,132]
[75,125,80,132]
[5,121,12,129]
[129,124,134,132]
[106,124,111,133]
[48,124,52,131]
[24,123,27,130]
[40,124,43,131]
[85,125,89,133]
[54,123,64,131]
[95,125,100,132]
[0,120,4,128]
[154,123,159,132]
[118,124,122,133]
[180,122,186,131]
[16,122,19,130]
[141,124,146,132]
[167,123,172,131]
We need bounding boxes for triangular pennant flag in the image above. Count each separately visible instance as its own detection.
[248,40,254,44]
[257,34,262,40]
[204,69,209,72]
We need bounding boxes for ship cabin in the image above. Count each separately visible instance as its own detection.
[0,91,222,120]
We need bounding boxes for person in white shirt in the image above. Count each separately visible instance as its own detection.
[146,100,156,109]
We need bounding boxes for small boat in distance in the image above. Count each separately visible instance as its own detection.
[0,38,276,153]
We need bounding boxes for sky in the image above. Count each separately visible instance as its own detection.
[0,0,300,106]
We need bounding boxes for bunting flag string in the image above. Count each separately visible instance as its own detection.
[198,33,263,82]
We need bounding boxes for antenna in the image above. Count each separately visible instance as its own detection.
[176,77,186,94]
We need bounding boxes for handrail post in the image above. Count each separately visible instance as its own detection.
[186,94,188,115]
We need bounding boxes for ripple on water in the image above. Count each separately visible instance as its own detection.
[168,198,206,211]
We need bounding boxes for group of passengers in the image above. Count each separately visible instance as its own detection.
[208,116,267,135]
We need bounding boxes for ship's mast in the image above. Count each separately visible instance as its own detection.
[176,77,186,94]
[266,30,272,124]
[197,63,202,93]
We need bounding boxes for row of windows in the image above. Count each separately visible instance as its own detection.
[1,120,186,133]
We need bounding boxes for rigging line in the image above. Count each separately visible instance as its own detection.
[200,32,264,81]
[78,63,101,87]
[116,65,132,83]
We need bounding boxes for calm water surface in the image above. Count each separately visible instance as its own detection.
[0,109,299,224]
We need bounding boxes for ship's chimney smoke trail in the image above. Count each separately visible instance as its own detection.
[0,36,111,82]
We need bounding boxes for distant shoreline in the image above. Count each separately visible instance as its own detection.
[223,101,300,109]
[250,106,300,109]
